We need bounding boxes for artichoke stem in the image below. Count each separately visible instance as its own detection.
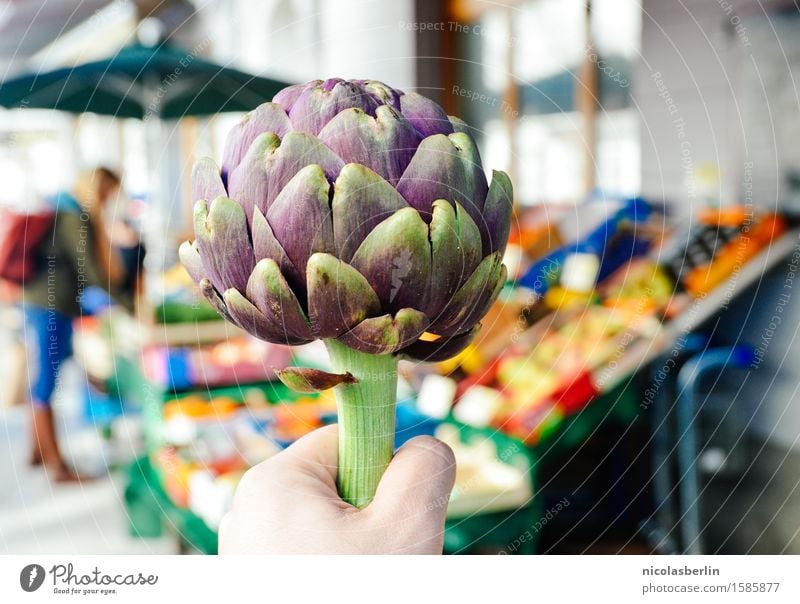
[324,338,397,508]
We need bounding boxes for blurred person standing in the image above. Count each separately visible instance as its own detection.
[22,167,125,482]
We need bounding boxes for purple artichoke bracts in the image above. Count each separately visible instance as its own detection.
[179,78,513,362]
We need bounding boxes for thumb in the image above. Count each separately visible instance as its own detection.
[366,436,456,552]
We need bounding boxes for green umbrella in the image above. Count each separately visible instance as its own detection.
[0,43,288,118]
[0,43,290,296]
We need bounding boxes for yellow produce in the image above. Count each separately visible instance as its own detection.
[437,343,484,375]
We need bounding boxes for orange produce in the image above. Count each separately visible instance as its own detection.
[163,395,239,419]
[685,214,786,297]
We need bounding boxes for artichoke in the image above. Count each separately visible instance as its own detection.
[180,78,513,506]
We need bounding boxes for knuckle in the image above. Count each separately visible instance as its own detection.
[236,461,273,496]
[405,435,456,471]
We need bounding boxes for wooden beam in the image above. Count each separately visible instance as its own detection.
[575,0,597,195]
[502,6,519,188]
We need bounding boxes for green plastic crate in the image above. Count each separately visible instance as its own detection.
[154,300,222,324]
[125,456,218,553]
[534,380,642,465]
[442,423,541,554]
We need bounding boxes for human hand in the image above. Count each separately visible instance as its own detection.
[219,425,457,554]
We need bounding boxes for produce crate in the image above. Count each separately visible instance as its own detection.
[154,299,222,324]
[443,423,540,554]
[114,350,300,449]
[140,340,292,391]
[125,455,218,554]
[124,378,304,553]
[534,379,642,465]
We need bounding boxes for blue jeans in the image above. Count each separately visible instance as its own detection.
[23,304,73,408]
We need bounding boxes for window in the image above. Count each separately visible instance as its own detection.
[452,0,641,205]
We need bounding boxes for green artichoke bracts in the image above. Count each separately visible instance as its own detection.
[180,78,513,507]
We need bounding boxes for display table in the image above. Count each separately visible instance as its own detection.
[599,228,799,391]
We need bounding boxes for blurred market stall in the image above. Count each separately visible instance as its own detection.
[115,186,795,553]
